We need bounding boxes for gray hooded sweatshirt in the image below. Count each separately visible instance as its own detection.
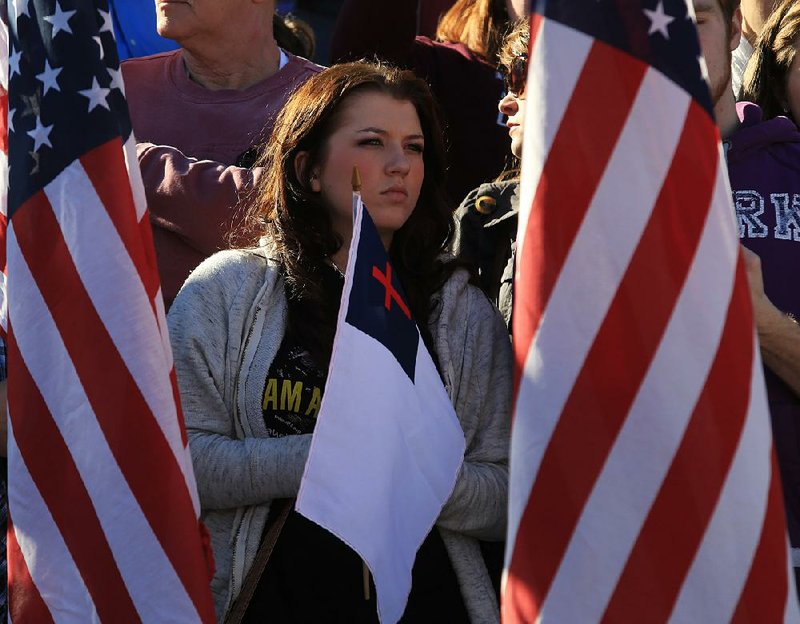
[168,248,512,623]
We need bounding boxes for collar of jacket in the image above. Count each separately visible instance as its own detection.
[484,180,520,229]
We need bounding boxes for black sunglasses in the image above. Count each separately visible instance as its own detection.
[504,54,529,96]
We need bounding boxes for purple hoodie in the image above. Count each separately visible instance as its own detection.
[728,101,800,547]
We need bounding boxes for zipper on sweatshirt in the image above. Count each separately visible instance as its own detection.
[227,298,265,611]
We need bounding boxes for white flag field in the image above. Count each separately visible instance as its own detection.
[296,193,465,623]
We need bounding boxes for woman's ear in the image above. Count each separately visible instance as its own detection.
[729,7,742,53]
[294,151,322,192]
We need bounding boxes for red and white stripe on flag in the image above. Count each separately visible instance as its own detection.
[0,5,215,622]
[502,7,800,623]
[0,5,8,313]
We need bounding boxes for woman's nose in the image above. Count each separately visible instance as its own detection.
[386,144,411,175]
[499,92,518,116]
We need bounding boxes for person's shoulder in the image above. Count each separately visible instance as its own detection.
[413,36,493,68]
[121,49,180,90]
[169,248,283,335]
[413,36,470,57]
[261,52,323,97]
[730,102,800,169]
[121,49,180,73]
[437,269,487,315]
[194,247,281,283]
[735,102,800,141]
[283,52,325,79]
[456,179,519,219]
[462,179,518,200]
[433,268,505,342]
[177,249,276,306]
[414,35,439,49]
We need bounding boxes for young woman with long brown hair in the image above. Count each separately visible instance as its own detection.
[167,62,512,623]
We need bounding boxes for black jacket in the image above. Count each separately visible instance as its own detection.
[452,179,519,331]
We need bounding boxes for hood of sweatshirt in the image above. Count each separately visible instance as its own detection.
[727,101,800,166]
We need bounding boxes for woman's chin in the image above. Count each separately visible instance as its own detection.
[511,140,523,160]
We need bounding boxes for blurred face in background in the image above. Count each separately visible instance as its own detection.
[505,0,528,20]
[786,41,800,122]
[499,54,527,159]
[693,0,741,105]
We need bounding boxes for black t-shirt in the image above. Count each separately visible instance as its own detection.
[243,277,468,623]
[261,334,325,438]
[245,509,469,623]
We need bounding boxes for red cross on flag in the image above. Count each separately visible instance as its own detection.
[372,262,411,319]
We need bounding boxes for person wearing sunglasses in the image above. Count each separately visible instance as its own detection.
[453,19,529,333]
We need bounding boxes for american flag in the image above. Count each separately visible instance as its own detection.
[0,1,215,621]
[503,1,800,622]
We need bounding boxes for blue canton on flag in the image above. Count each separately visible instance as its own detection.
[345,200,419,382]
[539,0,713,116]
[7,0,128,215]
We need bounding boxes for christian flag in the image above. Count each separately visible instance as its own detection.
[503,0,799,622]
[0,1,215,621]
[296,194,465,623]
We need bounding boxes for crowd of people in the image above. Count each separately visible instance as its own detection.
[3,0,800,621]
[142,3,519,618]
